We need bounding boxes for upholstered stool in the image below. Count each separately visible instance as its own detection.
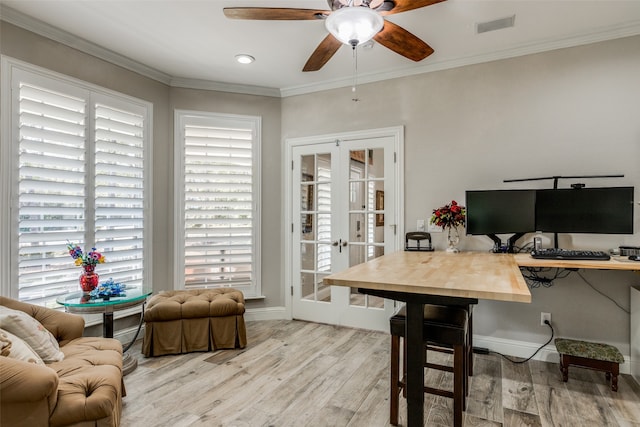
[142,288,247,357]
[390,305,469,427]
[555,338,624,391]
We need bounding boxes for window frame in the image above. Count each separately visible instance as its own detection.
[174,110,262,298]
[1,56,153,305]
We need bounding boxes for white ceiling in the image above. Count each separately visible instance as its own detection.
[2,0,640,96]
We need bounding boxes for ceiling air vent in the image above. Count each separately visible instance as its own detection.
[476,15,516,34]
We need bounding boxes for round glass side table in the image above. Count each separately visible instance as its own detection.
[57,287,152,375]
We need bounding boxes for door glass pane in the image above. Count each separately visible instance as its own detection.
[350,181,365,210]
[299,152,332,303]
[317,243,332,273]
[301,183,314,211]
[317,214,332,242]
[368,148,384,178]
[301,214,314,240]
[349,243,365,267]
[317,154,331,181]
[301,243,315,271]
[349,147,386,307]
[349,213,365,243]
[301,155,314,181]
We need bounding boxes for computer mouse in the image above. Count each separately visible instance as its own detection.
[629,255,640,261]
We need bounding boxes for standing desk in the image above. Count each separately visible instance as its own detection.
[324,251,531,427]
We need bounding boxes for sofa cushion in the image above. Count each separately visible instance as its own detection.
[0,306,64,362]
[50,337,123,377]
[49,364,122,427]
[0,328,44,365]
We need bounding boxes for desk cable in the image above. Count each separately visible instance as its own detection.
[576,271,629,314]
[478,320,554,364]
[520,267,572,288]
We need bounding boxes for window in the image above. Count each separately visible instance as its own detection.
[175,111,261,298]
[1,59,152,308]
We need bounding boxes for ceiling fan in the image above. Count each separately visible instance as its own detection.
[223,0,445,72]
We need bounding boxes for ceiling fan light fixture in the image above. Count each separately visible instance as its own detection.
[235,54,255,64]
[325,6,383,47]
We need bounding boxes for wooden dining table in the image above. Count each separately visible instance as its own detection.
[323,251,532,427]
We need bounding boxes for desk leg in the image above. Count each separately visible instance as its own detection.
[405,302,425,427]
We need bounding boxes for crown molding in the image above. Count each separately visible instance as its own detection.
[170,77,281,98]
[280,19,640,97]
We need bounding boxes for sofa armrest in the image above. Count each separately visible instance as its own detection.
[0,296,85,345]
[1,357,59,426]
[0,356,58,402]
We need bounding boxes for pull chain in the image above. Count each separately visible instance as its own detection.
[351,45,359,102]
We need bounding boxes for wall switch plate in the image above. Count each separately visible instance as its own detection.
[417,220,425,232]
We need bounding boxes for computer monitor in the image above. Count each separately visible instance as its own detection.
[465,189,537,252]
[466,190,537,235]
[535,186,634,234]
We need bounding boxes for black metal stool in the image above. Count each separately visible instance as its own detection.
[389,304,469,427]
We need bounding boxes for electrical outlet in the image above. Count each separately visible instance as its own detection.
[540,312,551,326]
[417,220,425,232]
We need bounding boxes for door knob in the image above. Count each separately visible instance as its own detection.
[332,241,339,246]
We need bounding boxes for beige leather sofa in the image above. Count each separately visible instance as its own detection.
[0,296,124,427]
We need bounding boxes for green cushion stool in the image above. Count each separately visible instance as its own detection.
[554,338,624,391]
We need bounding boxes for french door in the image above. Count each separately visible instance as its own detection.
[288,129,402,332]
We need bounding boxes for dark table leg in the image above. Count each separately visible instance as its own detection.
[357,288,476,427]
[405,301,425,427]
[103,311,114,338]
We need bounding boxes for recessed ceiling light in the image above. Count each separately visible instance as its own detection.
[235,54,255,64]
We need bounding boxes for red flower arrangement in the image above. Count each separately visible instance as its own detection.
[430,200,466,229]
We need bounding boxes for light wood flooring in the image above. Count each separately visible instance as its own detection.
[121,320,640,426]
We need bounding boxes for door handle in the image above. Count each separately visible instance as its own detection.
[336,239,348,253]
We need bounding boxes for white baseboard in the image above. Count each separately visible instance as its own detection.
[244,306,288,322]
[474,334,632,376]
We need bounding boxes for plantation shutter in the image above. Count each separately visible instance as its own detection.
[17,80,88,306]
[178,112,261,296]
[9,65,150,308]
[94,98,146,288]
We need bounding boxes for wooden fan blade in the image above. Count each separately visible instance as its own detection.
[373,20,434,62]
[380,0,446,16]
[303,34,343,72]
[223,8,329,20]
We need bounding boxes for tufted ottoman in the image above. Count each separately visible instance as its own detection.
[142,288,247,357]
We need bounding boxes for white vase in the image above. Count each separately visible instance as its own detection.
[446,227,460,253]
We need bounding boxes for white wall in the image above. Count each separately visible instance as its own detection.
[282,35,640,357]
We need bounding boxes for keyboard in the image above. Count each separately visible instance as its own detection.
[531,248,611,261]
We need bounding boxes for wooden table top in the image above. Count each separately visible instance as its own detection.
[514,253,640,271]
[324,251,532,303]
